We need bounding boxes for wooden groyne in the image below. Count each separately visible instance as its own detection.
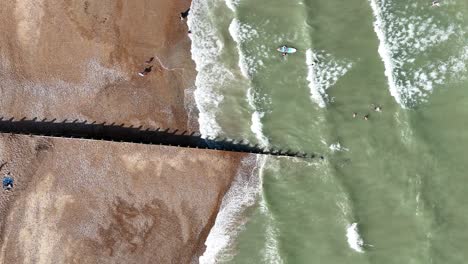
[0,117,315,158]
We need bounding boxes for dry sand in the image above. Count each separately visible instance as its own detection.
[0,0,251,263]
[0,0,197,130]
[0,135,250,263]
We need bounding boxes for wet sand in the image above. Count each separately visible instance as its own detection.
[0,0,249,263]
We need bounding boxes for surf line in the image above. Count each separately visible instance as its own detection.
[368,0,402,107]
[228,18,270,148]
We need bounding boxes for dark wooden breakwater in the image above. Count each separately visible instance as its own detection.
[0,117,315,158]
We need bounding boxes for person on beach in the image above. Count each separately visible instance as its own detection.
[138,66,153,77]
[180,8,190,20]
[145,57,154,64]
[2,173,13,191]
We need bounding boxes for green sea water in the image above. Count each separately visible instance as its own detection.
[188,0,468,263]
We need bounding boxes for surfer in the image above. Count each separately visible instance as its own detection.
[180,8,190,20]
[138,66,153,77]
[277,45,297,56]
[364,114,369,120]
[353,112,358,118]
[279,45,288,56]
[431,1,440,7]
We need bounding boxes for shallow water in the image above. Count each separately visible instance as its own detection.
[189,0,468,263]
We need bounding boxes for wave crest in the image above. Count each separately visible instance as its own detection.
[306,49,353,108]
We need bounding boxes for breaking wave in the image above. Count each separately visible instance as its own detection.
[229,18,270,147]
[329,142,349,152]
[346,223,365,253]
[306,49,353,108]
[188,0,232,137]
[368,0,467,107]
[257,157,283,264]
[247,88,269,147]
[228,18,264,79]
[199,156,261,264]
[224,0,240,12]
[192,2,270,263]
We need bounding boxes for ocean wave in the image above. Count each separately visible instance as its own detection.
[189,0,233,137]
[229,18,270,147]
[263,221,283,264]
[224,0,240,12]
[335,180,366,254]
[306,49,353,108]
[247,88,269,147]
[199,156,262,264]
[228,18,262,79]
[346,222,365,253]
[368,0,466,107]
[257,157,284,264]
[329,142,349,152]
[251,111,269,148]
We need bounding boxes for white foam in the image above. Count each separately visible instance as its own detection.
[368,0,401,106]
[263,221,283,264]
[229,19,249,79]
[368,0,466,107]
[306,49,326,108]
[224,0,239,12]
[246,88,269,147]
[189,0,232,137]
[329,142,349,152]
[191,7,273,261]
[199,156,262,264]
[251,111,269,148]
[305,49,353,108]
[231,19,271,149]
[228,18,261,79]
[346,223,365,253]
[257,156,284,264]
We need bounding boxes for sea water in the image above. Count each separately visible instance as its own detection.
[189,0,468,263]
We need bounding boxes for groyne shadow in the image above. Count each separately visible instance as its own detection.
[0,117,315,158]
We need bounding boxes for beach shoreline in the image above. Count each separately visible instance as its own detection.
[0,0,249,262]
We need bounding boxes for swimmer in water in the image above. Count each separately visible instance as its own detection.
[371,103,382,112]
